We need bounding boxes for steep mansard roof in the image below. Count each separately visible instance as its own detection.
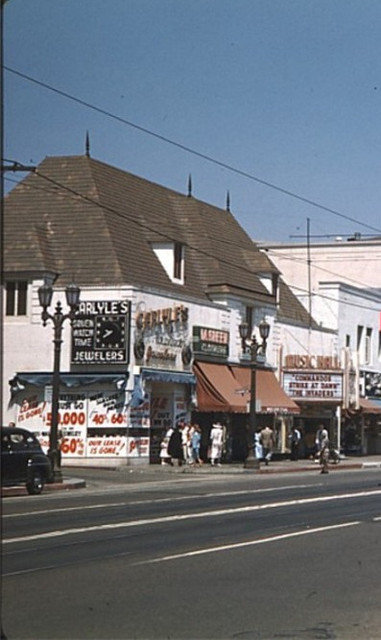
[4,155,277,301]
[4,154,318,327]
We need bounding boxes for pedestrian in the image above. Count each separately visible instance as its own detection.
[290,427,301,461]
[315,424,328,458]
[319,430,330,474]
[260,425,275,466]
[254,430,263,460]
[191,424,202,465]
[160,425,174,465]
[209,421,224,466]
[167,423,184,466]
[179,421,191,463]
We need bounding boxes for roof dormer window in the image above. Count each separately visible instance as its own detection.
[152,242,185,284]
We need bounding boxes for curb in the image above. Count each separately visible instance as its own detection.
[1,478,86,497]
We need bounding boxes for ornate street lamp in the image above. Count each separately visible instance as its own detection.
[38,281,81,482]
[239,318,270,469]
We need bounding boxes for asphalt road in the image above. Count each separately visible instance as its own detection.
[2,469,381,639]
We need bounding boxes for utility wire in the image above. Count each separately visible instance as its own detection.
[6,170,380,297]
[264,247,381,291]
[28,168,381,315]
[5,65,381,236]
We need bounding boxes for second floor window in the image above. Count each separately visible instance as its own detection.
[174,242,183,280]
[5,281,28,316]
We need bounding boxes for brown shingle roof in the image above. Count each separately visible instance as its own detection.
[4,155,279,305]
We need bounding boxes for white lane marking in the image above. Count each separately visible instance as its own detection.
[3,522,360,577]
[135,521,361,565]
[373,516,381,521]
[1,484,319,518]
[3,489,381,545]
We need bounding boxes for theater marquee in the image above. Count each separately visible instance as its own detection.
[283,371,343,400]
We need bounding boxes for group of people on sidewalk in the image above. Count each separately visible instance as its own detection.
[160,420,226,467]
[160,420,202,467]
[160,420,334,473]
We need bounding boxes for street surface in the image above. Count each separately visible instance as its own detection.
[2,467,381,639]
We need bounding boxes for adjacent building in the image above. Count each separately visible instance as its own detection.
[260,237,381,454]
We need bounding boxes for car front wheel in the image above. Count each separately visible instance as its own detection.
[26,471,44,495]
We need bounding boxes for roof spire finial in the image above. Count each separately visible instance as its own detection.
[226,190,230,212]
[85,131,90,157]
[187,174,192,197]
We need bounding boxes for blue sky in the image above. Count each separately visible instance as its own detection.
[4,0,381,242]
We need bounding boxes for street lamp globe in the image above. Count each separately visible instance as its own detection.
[65,283,81,309]
[38,282,53,309]
[259,318,270,341]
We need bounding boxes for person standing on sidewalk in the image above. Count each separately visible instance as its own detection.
[209,421,224,466]
[168,424,184,466]
[290,427,301,461]
[260,425,275,466]
[190,424,202,465]
[319,431,330,474]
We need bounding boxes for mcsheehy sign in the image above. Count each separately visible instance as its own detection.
[193,326,229,358]
[71,300,130,364]
[283,372,343,399]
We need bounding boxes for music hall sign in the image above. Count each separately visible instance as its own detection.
[283,354,343,401]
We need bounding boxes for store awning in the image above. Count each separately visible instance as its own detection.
[141,368,196,385]
[358,397,381,414]
[9,372,128,391]
[193,362,299,414]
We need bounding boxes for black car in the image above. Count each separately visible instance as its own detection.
[1,426,53,494]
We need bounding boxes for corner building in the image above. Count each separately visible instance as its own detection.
[4,154,334,465]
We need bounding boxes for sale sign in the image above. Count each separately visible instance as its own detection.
[88,390,128,428]
[87,436,127,457]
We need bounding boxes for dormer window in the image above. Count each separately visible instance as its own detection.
[174,242,183,280]
[259,272,279,302]
[152,242,185,284]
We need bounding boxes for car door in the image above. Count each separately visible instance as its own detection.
[7,431,30,483]
[1,433,18,484]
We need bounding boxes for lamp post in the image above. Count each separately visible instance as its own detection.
[239,318,270,469]
[38,282,81,482]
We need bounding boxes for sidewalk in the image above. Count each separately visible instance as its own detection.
[2,456,381,496]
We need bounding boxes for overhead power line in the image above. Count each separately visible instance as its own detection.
[5,65,381,236]
[18,167,381,316]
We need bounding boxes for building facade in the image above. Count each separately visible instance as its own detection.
[260,238,381,454]
[3,154,346,465]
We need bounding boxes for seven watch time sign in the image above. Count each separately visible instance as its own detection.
[71,301,130,365]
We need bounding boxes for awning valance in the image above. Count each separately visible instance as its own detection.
[193,362,299,414]
[10,372,128,391]
[141,368,196,385]
[358,397,381,414]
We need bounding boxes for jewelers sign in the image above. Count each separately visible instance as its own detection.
[283,372,343,400]
[71,300,130,365]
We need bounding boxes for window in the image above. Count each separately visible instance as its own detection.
[365,328,372,365]
[174,242,183,280]
[5,281,27,316]
[245,306,253,339]
[345,334,351,348]
[151,242,184,284]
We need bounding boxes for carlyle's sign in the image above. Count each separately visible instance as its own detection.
[284,354,341,370]
[136,305,188,330]
[71,300,130,365]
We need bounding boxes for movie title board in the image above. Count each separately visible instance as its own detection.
[71,300,130,365]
